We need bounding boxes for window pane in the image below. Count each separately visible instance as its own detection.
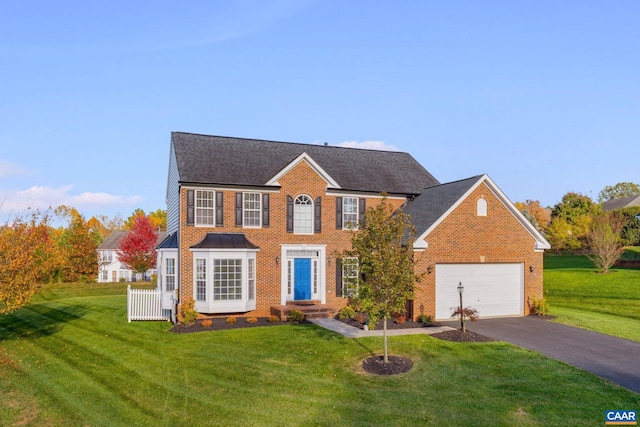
[196,190,215,226]
[342,257,359,297]
[243,193,261,227]
[213,259,243,301]
[343,197,358,229]
[196,259,206,301]
[294,195,313,233]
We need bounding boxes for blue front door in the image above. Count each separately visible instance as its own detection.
[294,258,312,300]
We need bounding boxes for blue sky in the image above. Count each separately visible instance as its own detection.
[1,0,638,222]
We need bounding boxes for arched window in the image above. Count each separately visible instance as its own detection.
[477,197,487,216]
[294,195,313,234]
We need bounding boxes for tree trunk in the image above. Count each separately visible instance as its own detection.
[383,316,388,363]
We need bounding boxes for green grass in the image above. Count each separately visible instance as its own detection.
[1,284,639,426]
[544,252,640,342]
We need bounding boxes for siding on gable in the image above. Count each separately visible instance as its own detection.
[166,143,181,234]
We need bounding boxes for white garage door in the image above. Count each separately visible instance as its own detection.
[435,263,524,320]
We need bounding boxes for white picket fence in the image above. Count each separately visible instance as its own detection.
[127,286,170,322]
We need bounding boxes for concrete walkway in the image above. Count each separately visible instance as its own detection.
[308,317,454,338]
[443,316,640,395]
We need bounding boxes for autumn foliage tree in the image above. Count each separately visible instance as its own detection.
[515,200,551,231]
[54,206,100,282]
[118,214,158,277]
[586,212,625,273]
[344,196,421,363]
[0,211,54,313]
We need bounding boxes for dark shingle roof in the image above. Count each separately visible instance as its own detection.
[190,233,259,249]
[171,132,439,195]
[401,175,483,236]
[157,232,179,249]
[98,230,168,250]
[602,195,640,211]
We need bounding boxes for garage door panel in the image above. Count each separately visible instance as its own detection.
[435,263,523,320]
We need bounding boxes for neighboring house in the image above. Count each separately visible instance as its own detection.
[156,132,550,321]
[98,230,167,283]
[602,195,640,211]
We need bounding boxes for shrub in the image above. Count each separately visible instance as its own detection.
[395,315,406,325]
[268,315,280,322]
[119,277,126,283]
[201,319,212,327]
[416,314,433,326]
[287,309,305,323]
[338,306,355,319]
[177,298,198,325]
[450,306,479,332]
[353,313,365,324]
[226,316,237,325]
[245,317,258,324]
[529,295,550,316]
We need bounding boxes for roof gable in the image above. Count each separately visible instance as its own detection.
[171,132,439,195]
[404,174,550,251]
[266,152,340,189]
[98,230,168,250]
[602,195,640,211]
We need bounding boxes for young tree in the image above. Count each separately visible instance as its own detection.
[0,211,53,313]
[344,196,421,363]
[587,212,625,273]
[54,206,99,282]
[118,214,158,277]
[597,182,640,203]
[548,192,600,252]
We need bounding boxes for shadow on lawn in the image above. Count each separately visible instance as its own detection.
[0,302,90,341]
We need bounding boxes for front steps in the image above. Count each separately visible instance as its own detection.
[271,301,338,321]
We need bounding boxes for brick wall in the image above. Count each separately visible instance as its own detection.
[412,182,544,318]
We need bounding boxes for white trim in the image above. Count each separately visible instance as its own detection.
[242,191,262,228]
[266,153,340,189]
[325,191,406,200]
[293,194,314,235]
[280,244,327,304]
[413,174,551,251]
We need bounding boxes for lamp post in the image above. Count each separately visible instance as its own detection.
[457,281,465,332]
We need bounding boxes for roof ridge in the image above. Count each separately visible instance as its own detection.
[421,174,484,190]
[171,131,410,154]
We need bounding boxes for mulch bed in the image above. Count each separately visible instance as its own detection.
[170,317,291,333]
[362,355,413,375]
[337,317,441,330]
[430,329,495,342]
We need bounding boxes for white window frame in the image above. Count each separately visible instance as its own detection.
[294,194,313,234]
[342,257,359,297]
[195,259,207,301]
[477,197,488,216]
[243,192,262,228]
[191,248,258,313]
[195,190,215,226]
[165,257,176,291]
[343,197,358,230]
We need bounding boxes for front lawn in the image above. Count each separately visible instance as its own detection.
[544,253,640,342]
[1,283,638,426]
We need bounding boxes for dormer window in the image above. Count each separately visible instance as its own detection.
[477,197,487,216]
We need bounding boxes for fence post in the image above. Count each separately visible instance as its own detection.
[127,285,132,323]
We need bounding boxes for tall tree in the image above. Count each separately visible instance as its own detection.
[515,200,551,231]
[586,212,625,273]
[548,192,600,252]
[597,182,640,203]
[54,206,99,282]
[124,209,166,231]
[118,215,158,277]
[0,211,53,313]
[344,196,421,363]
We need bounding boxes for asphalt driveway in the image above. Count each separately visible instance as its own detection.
[444,316,640,394]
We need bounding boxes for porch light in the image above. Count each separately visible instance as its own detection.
[427,265,433,274]
[275,256,280,265]
[327,255,332,265]
[529,265,534,273]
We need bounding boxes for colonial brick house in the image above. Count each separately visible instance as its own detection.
[157,132,550,321]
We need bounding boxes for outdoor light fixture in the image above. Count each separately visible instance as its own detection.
[427,265,433,274]
[275,256,280,265]
[529,265,535,273]
[327,255,332,265]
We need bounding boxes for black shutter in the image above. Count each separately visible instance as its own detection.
[335,197,343,229]
[359,198,366,228]
[336,258,343,297]
[314,197,321,233]
[262,194,270,228]
[235,193,243,227]
[216,192,224,226]
[286,196,294,233]
[186,190,194,226]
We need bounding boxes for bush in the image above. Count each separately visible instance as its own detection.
[287,309,305,323]
[177,298,198,325]
[119,277,126,283]
[395,315,406,325]
[226,316,237,325]
[354,313,365,324]
[201,319,212,327]
[245,317,258,324]
[529,295,550,316]
[416,314,433,326]
[338,306,355,319]
[268,315,281,322]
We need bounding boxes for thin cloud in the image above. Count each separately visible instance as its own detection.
[0,159,32,178]
[338,140,400,152]
[0,185,142,213]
